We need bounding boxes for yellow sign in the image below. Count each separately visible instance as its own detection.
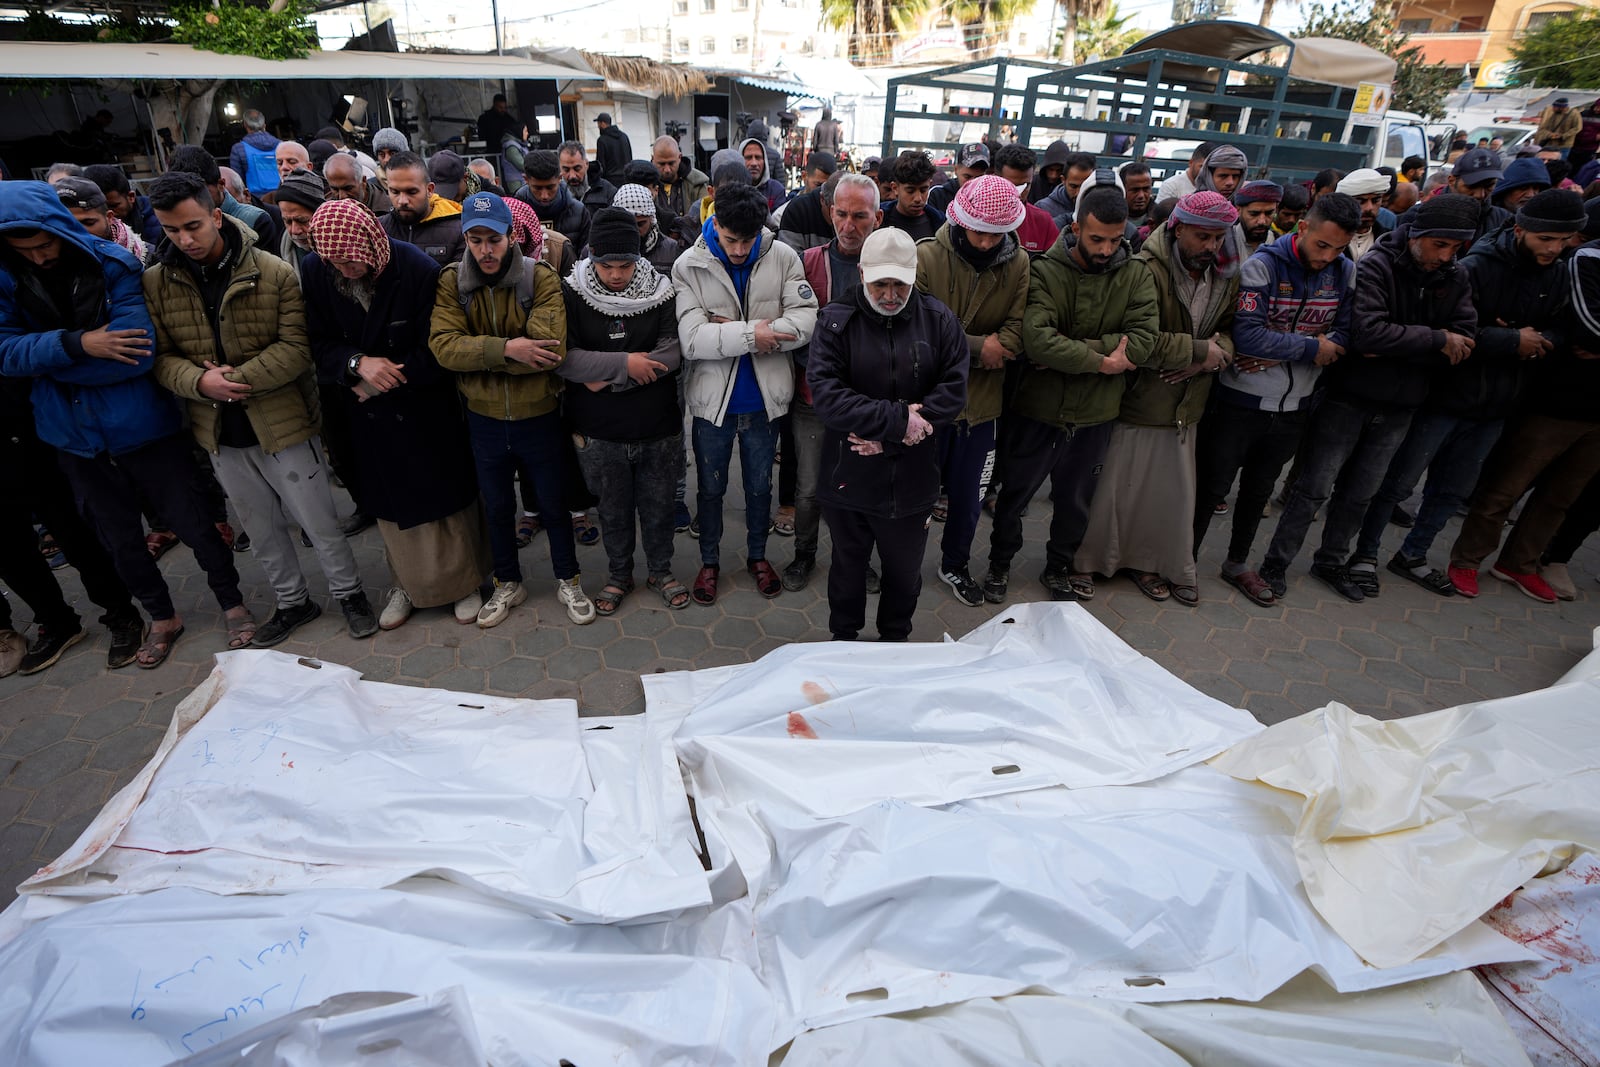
[1350,81,1391,127]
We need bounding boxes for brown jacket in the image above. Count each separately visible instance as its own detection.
[915,225,1027,426]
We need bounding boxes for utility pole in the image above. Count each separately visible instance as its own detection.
[491,0,503,54]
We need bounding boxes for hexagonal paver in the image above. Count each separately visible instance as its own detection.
[1304,639,1362,673]
[458,635,514,669]
[654,627,711,661]
[398,645,456,680]
[1285,681,1342,711]
[580,669,643,712]
[1113,621,1170,653]
[759,609,812,641]
[717,589,772,620]
[619,609,674,638]
[1167,640,1227,672]
[513,627,570,658]
[546,647,603,681]
[602,639,659,672]
[1359,658,1427,696]
[1338,628,1398,662]
[1225,660,1288,697]
[86,727,164,773]
[1320,671,1393,712]
[1243,617,1304,651]
[1155,610,1211,644]
[568,617,623,651]
[1398,646,1464,685]
[484,658,547,695]
[1265,648,1325,684]
[431,667,489,694]
[69,700,144,741]
[1280,607,1339,641]
[709,617,760,651]
[24,769,112,821]
[9,740,95,788]
[0,714,76,757]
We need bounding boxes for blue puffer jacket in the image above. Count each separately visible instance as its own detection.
[0,180,180,457]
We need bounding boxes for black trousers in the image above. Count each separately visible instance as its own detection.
[1541,467,1600,566]
[1193,404,1308,565]
[0,429,138,634]
[57,433,244,622]
[318,384,367,514]
[777,412,797,509]
[823,505,931,641]
[987,415,1114,573]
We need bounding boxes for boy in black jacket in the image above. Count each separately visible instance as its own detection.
[807,227,968,642]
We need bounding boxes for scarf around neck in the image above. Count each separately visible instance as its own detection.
[568,256,674,316]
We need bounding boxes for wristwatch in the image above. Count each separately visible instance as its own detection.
[347,353,364,382]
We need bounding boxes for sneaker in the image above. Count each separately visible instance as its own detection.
[557,576,597,624]
[1540,562,1577,601]
[477,580,527,628]
[782,555,816,592]
[939,566,983,606]
[1310,563,1365,603]
[1448,564,1479,598]
[251,599,323,647]
[379,588,413,630]
[1389,504,1415,528]
[340,592,380,638]
[1258,565,1288,601]
[0,629,26,678]
[454,590,483,624]
[340,511,376,537]
[1345,558,1381,599]
[233,530,252,553]
[18,623,86,675]
[1039,565,1077,602]
[981,567,1009,604]
[687,516,700,539]
[214,522,236,549]
[1490,563,1557,604]
[674,503,693,534]
[106,614,148,669]
[865,565,881,595]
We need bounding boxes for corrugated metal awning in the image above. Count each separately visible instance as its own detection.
[731,74,826,101]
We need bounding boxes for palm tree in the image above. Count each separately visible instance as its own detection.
[1064,1,1139,64]
[819,0,930,65]
[1054,0,1110,65]
[950,0,1038,58]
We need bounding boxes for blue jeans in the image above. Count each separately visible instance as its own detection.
[936,418,997,572]
[1353,410,1502,563]
[692,411,777,567]
[466,410,579,583]
[1263,397,1413,573]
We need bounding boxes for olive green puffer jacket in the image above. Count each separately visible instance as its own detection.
[915,225,1027,427]
[147,217,318,455]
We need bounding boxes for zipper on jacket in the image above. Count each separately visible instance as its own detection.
[1279,293,1311,413]
[887,315,899,519]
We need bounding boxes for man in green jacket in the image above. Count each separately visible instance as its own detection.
[915,175,1028,607]
[983,184,1159,603]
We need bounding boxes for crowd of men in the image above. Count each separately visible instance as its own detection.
[2,109,1599,677]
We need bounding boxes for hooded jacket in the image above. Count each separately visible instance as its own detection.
[380,194,465,267]
[775,187,833,253]
[514,181,591,250]
[807,286,969,519]
[1124,223,1238,429]
[596,124,633,186]
[430,244,567,422]
[145,216,319,455]
[1542,240,1600,423]
[739,137,788,214]
[228,130,281,190]
[657,163,711,245]
[1028,141,1071,205]
[1016,232,1160,430]
[1327,224,1477,412]
[1490,158,1552,210]
[1222,231,1356,413]
[672,223,818,424]
[0,180,180,458]
[915,224,1026,426]
[1442,225,1568,421]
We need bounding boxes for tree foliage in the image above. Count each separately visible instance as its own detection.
[1065,2,1141,64]
[818,0,929,65]
[170,0,319,60]
[1054,0,1112,64]
[1294,0,1458,119]
[950,0,1035,58]
[1507,9,1600,89]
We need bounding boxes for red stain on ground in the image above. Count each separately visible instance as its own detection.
[786,712,819,739]
[800,681,830,705]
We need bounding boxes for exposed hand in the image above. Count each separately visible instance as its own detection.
[1161,361,1206,385]
[979,334,1011,371]
[1514,326,1552,360]
[1234,355,1282,374]
[753,319,798,354]
[707,315,733,324]
[1575,347,1600,360]
[1440,332,1474,365]
[505,337,562,368]
[81,325,151,364]
[1314,335,1344,367]
[357,356,407,391]
[1098,335,1133,375]
[198,360,251,403]
[848,433,883,455]
[903,402,933,446]
[626,352,669,384]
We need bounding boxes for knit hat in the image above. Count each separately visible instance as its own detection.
[429,149,468,202]
[947,174,1024,233]
[1169,190,1239,229]
[1516,188,1586,234]
[1233,180,1282,206]
[588,206,641,261]
[54,177,107,211]
[306,139,338,172]
[1493,157,1553,203]
[1412,193,1481,241]
[275,167,327,211]
[1337,168,1389,196]
[612,183,657,218]
[1583,197,1600,240]
[372,127,409,154]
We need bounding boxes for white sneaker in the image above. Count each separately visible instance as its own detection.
[556,576,596,625]
[477,580,527,628]
[454,590,483,624]
[1541,562,1577,601]
[379,588,413,631]
[0,629,25,678]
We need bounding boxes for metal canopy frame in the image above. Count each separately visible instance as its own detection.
[881,56,1062,160]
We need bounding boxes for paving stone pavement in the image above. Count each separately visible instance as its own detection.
[2,477,1598,902]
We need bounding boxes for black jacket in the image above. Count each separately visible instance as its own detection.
[807,287,969,519]
[558,280,681,443]
[927,177,960,215]
[301,240,479,529]
[1332,225,1477,412]
[1397,198,1510,247]
[514,183,591,250]
[596,126,632,186]
[1545,241,1600,422]
[577,178,618,216]
[1441,226,1568,420]
[776,188,833,252]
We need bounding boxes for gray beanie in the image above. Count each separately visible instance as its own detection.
[275,167,327,211]
[372,127,409,154]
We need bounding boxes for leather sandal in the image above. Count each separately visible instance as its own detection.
[1129,571,1171,602]
[748,559,783,598]
[1222,568,1276,606]
[692,565,719,605]
[594,579,633,616]
[136,624,184,669]
[648,575,691,610]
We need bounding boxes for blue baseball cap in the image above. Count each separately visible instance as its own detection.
[461,191,512,234]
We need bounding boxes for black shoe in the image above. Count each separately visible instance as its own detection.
[830,631,858,641]
[687,516,700,540]
[865,565,880,595]
[106,615,148,670]
[251,599,323,647]
[939,566,983,606]
[1389,504,1415,528]
[981,567,1009,604]
[1345,558,1381,598]
[1386,554,1456,596]
[339,591,379,639]
[1040,566,1077,602]
[300,530,313,548]
[18,623,86,676]
[233,530,252,553]
[782,555,816,592]
[1310,563,1366,603]
[340,511,376,537]
[1259,565,1288,601]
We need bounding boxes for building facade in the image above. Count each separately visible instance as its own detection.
[1396,0,1597,86]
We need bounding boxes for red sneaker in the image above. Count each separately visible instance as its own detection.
[1490,563,1557,604]
[214,522,236,550]
[1447,564,1478,598]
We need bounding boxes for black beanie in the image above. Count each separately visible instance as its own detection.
[275,167,327,211]
[1516,188,1586,234]
[589,206,640,261]
[1412,193,1480,241]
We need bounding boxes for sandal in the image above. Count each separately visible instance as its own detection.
[136,624,184,669]
[1222,568,1276,606]
[515,513,541,549]
[692,565,719,605]
[594,579,634,616]
[145,530,178,560]
[932,495,948,523]
[771,506,796,537]
[1170,583,1200,607]
[225,608,258,649]
[572,512,600,546]
[1129,570,1171,603]
[648,575,692,610]
[1068,573,1096,601]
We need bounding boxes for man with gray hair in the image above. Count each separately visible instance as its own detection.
[230,109,282,198]
[324,151,392,215]
[45,163,82,184]
[275,140,311,183]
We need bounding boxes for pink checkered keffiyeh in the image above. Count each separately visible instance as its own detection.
[308,198,391,275]
[505,196,547,261]
[946,174,1025,234]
